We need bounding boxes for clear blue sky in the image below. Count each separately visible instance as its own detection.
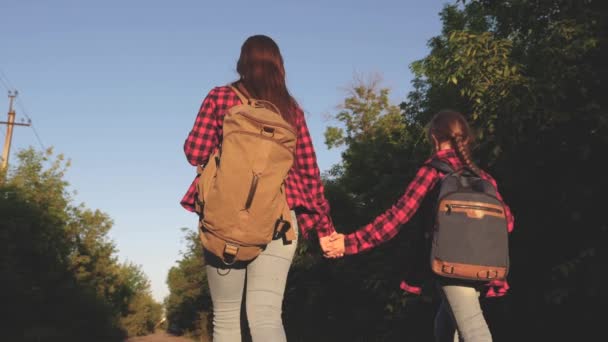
[1,0,449,302]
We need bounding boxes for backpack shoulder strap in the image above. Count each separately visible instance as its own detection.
[427,158,455,175]
[229,84,250,104]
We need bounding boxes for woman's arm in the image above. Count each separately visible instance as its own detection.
[291,109,336,239]
[184,87,221,166]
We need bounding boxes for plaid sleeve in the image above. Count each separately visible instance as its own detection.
[481,171,515,233]
[292,109,335,239]
[344,166,439,254]
[183,87,221,166]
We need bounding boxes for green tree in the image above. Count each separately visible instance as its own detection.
[1,148,161,341]
[404,2,606,339]
[118,263,163,337]
[325,76,424,216]
[320,79,437,341]
[1,148,124,341]
[165,228,212,340]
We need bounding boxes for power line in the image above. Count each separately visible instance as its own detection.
[0,71,10,141]
[0,69,14,90]
[0,69,45,150]
[16,100,44,150]
[0,76,10,92]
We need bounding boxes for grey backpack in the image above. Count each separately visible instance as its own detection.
[427,159,510,281]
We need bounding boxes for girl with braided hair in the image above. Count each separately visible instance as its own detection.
[329,111,515,342]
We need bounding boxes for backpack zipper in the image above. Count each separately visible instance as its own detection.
[446,203,503,214]
[223,131,295,155]
[234,111,297,136]
[244,174,259,210]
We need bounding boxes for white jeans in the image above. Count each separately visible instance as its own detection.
[205,212,298,342]
[434,282,492,342]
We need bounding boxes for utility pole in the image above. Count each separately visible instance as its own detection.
[1,90,30,171]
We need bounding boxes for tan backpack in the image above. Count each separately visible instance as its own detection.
[194,85,297,265]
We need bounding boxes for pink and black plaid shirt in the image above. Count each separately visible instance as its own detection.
[343,149,515,297]
[180,86,336,239]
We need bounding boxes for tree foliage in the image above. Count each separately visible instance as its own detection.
[1,148,161,341]
[164,228,212,340]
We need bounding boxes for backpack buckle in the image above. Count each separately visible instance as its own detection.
[477,270,498,279]
[441,265,455,275]
[222,243,239,266]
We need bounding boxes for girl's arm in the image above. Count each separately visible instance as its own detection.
[344,166,440,255]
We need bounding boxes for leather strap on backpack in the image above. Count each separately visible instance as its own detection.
[271,184,296,243]
[230,84,251,104]
[275,200,296,243]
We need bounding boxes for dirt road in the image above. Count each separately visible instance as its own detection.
[126,331,196,342]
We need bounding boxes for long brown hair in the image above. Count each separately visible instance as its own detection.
[427,110,481,174]
[235,35,298,126]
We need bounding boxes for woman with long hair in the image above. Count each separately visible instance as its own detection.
[180,35,342,341]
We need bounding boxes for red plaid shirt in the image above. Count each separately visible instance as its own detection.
[180,86,336,238]
[343,149,515,297]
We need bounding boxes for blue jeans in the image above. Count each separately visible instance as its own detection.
[205,212,298,342]
[434,281,492,342]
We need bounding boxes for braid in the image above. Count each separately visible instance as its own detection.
[428,111,481,174]
[452,135,481,174]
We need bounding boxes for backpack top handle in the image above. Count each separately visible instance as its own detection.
[428,159,456,174]
[428,158,479,177]
[230,84,282,115]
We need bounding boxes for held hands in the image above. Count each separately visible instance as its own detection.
[319,232,345,259]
